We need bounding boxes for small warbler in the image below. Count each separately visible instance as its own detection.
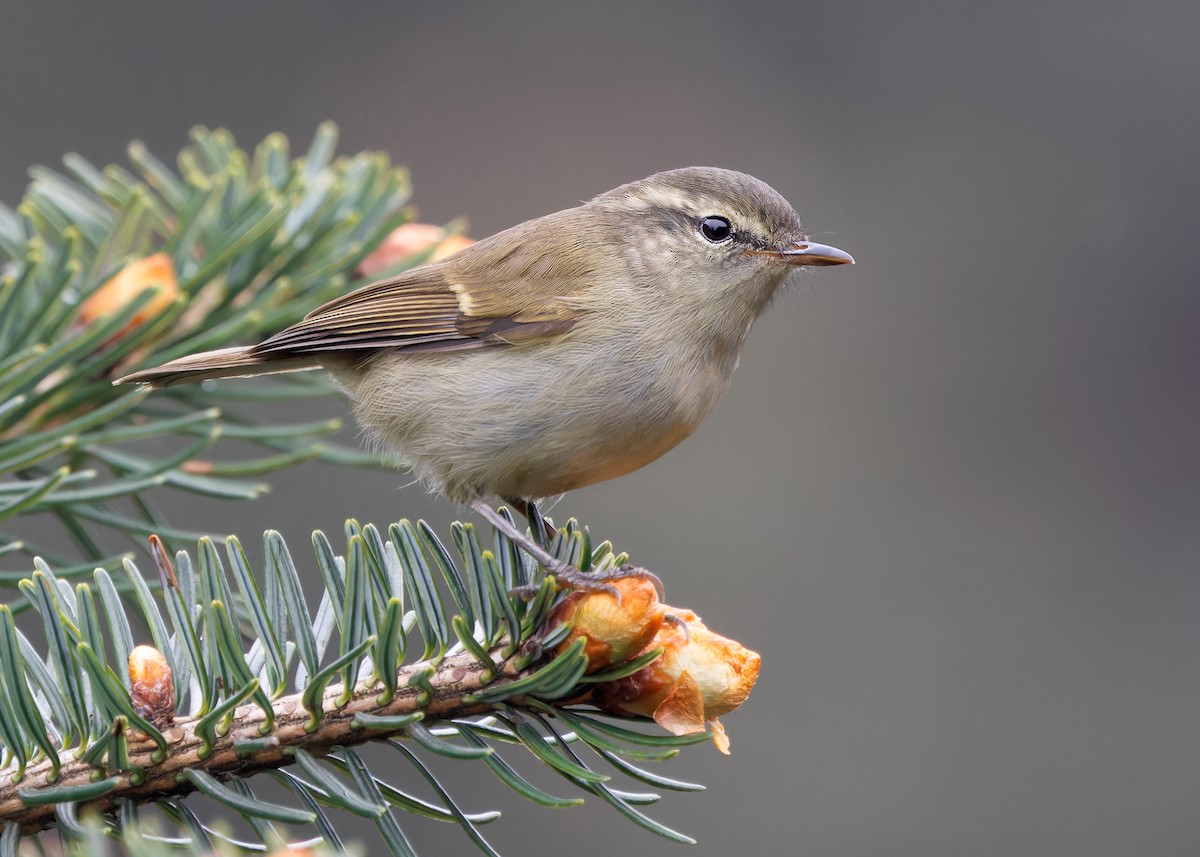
[118,167,853,592]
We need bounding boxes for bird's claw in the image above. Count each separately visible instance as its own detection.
[663,610,691,641]
[507,562,664,606]
[617,564,665,600]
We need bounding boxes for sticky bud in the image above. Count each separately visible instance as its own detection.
[128,644,175,727]
[593,608,760,754]
[547,577,665,673]
[77,253,180,330]
[357,223,475,277]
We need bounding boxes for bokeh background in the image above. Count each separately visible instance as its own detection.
[4,2,1199,855]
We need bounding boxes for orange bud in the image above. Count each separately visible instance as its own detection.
[128,644,175,727]
[77,253,180,330]
[357,223,474,277]
[430,233,474,261]
[547,577,665,673]
[594,608,760,754]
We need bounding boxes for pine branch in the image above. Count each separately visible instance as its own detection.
[0,126,427,576]
[0,515,750,854]
[0,648,505,833]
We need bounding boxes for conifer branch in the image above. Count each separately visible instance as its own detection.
[0,126,419,576]
[0,516,752,854]
[0,647,503,833]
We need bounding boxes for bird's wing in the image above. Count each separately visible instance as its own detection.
[250,217,590,357]
[250,267,475,355]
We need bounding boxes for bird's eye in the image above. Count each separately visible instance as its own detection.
[699,215,733,243]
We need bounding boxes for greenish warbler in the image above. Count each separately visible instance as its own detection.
[117,167,854,592]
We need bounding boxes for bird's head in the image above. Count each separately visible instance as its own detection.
[593,166,853,309]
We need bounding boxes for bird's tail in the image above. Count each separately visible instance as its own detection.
[113,346,321,388]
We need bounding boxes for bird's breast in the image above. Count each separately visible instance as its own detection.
[328,314,741,500]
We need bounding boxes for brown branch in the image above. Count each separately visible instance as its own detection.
[0,648,522,834]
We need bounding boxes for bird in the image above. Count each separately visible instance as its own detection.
[116,167,853,593]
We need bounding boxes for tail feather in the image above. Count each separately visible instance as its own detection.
[114,346,321,388]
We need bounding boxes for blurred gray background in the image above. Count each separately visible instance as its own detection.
[4,1,1199,855]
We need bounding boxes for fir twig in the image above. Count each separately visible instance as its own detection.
[0,517,708,854]
[0,126,418,576]
[0,648,501,833]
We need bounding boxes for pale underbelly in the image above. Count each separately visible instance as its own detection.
[329,335,731,501]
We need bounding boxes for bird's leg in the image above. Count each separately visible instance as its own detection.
[468,499,662,602]
[469,500,564,575]
[514,498,665,600]
[500,495,556,544]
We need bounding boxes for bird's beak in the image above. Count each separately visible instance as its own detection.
[770,240,855,266]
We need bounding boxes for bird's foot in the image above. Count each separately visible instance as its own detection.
[470,499,664,604]
[510,562,663,605]
[662,609,691,641]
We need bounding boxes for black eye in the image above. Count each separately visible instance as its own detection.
[699,215,733,243]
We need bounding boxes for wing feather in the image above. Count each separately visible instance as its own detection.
[250,269,470,355]
[249,209,595,358]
